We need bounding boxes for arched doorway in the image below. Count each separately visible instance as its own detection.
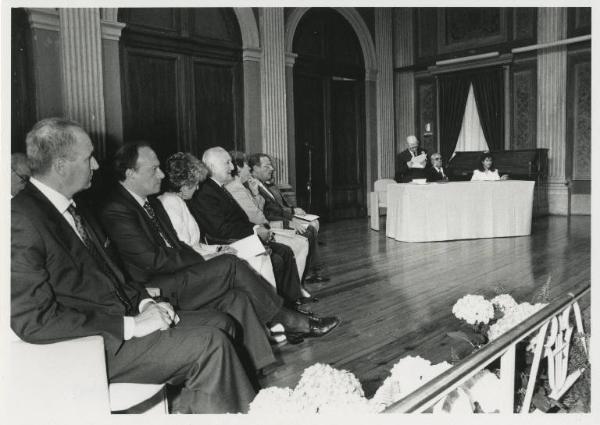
[118,8,243,162]
[292,8,366,220]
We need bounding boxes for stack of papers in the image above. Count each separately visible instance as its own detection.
[294,213,320,222]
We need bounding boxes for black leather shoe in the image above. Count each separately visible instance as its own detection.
[305,274,330,284]
[298,296,319,304]
[287,316,340,339]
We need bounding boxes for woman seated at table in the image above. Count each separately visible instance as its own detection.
[158,152,277,287]
[471,153,509,181]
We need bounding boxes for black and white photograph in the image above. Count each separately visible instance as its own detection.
[2,1,596,423]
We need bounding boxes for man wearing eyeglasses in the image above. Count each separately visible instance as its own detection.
[11,152,31,197]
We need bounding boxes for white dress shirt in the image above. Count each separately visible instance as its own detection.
[31,177,150,340]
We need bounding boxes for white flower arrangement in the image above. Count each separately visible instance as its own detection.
[249,363,376,414]
[370,356,451,412]
[490,294,519,315]
[487,302,546,341]
[452,294,495,325]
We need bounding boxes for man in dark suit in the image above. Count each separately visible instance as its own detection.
[426,153,449,182]
[11,118,256,413]
[247,153,328,283]
[188,147,324,303]
[100,143,339,355]
[394,135,430,183]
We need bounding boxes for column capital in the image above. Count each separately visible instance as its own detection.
[101,20,126,41]
[285,52,298,67]
[243,48,262,63]
[27,8,59,32]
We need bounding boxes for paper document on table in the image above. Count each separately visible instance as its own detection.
[229,235,266,260]
[294,213,320,222]
[410,153,427,168]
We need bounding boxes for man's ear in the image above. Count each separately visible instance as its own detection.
[125,168,135,180]
[53,157,67,176]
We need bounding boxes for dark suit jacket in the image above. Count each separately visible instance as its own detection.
[426,166,449,182]
[257,182,294,224]
[395,148,430,182]
[100,184,205,283]
[188,178,256,241]
[11,183,144,354]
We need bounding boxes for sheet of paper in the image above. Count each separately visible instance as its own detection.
[294,213,320,222]
[229,234,266,260]
[410,152,427,168]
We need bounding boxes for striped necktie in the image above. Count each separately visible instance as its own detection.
[143,201,174,248]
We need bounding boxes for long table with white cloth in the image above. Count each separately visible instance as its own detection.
[385,181,535,242]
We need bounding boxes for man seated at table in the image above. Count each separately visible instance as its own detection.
[394,135,429,183]
[426,153,449,182]
[11,118,256,413]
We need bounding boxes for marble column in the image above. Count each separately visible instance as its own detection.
[242,48,263,156]
[26,8,63,119]
[59,8,107,157]
[375,9,395,179]
[393,8,415,164]
[99,8,125,154]
[285,53,298,190]
[259,8,289,185]
[536,8,568,214]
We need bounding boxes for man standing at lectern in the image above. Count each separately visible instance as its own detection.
[394,135,429,183]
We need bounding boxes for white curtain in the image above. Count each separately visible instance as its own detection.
[453,84,489,158]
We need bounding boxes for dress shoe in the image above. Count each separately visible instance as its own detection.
[287,316,340,339]
[305,274,330,284]
[298,296,319,304]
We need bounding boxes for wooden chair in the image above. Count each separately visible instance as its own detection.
[369,179,396,231]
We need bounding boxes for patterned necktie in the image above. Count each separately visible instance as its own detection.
[143,201,173,248]
[67,204,132,312]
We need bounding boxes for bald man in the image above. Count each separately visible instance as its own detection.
[394,135,430,183]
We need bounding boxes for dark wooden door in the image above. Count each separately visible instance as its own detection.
[329,79,365,219]
[294,73,327,215]
[119,8,242,163]
[292,8,366,221]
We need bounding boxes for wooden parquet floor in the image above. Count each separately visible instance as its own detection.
[259,215,591,397]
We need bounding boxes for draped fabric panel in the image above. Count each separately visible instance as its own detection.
[471,68,504,151]
[454,84,489,154]
[438,74,471,161]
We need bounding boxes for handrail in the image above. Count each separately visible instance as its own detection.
[385,281,590,413]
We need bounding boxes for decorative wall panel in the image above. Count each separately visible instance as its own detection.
[416,79,436,154]
[571,60,591,180]
[511,67,536,150]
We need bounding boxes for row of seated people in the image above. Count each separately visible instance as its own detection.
[10,117,340,414]
[394,135,509,183]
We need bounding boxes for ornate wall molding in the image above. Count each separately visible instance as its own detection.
[27,8,59,31]
[243,48,262,62]
[233,8,260,50]
[285,7,378,81]
[100,20,125,41]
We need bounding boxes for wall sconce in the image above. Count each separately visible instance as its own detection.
[424,122,433,136]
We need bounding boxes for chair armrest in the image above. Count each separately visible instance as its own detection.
[7,335,110,419]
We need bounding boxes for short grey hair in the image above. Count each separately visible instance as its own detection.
[431,152,442,160]
[25,117,83,176]
[202,146,228,172]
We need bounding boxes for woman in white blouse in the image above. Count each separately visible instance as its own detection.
[158,152,277,287]
[471,153,509,181]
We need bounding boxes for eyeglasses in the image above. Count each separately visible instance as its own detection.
[12,168,30,184]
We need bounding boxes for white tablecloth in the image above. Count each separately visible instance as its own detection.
[385,181,535,242]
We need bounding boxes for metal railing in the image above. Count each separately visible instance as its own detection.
[385,281,590,413]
